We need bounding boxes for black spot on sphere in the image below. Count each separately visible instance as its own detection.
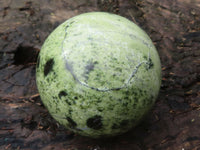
[143,55,147,60]
[146,58,154,70]
[97,107,103,112]
[83,61,98,81]
[85,62,95,73]
[148,58,154,69]
[133,102,137,108]
[87,115,103,130]
[112,120,129,130]
[58,91,68,99]
[65,99,71,105]
[68,109,73,115]
[134,98,138,103]
[122,101,129,107]
[36,55,40,68]
[112,123,118,129]
[120,120,129,127]
[146,96,154,105]
[44,58,54,76]
[66,117,77,128]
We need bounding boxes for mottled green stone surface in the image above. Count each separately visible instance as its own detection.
[36,12,161,138]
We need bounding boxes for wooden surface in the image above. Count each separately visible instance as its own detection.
[0,0,200,149]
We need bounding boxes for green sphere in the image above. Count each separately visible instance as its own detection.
[36,12,161,138]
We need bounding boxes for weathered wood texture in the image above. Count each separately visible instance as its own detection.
[0,0,200,149]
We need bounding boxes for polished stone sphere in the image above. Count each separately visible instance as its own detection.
[36,12,161,138]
